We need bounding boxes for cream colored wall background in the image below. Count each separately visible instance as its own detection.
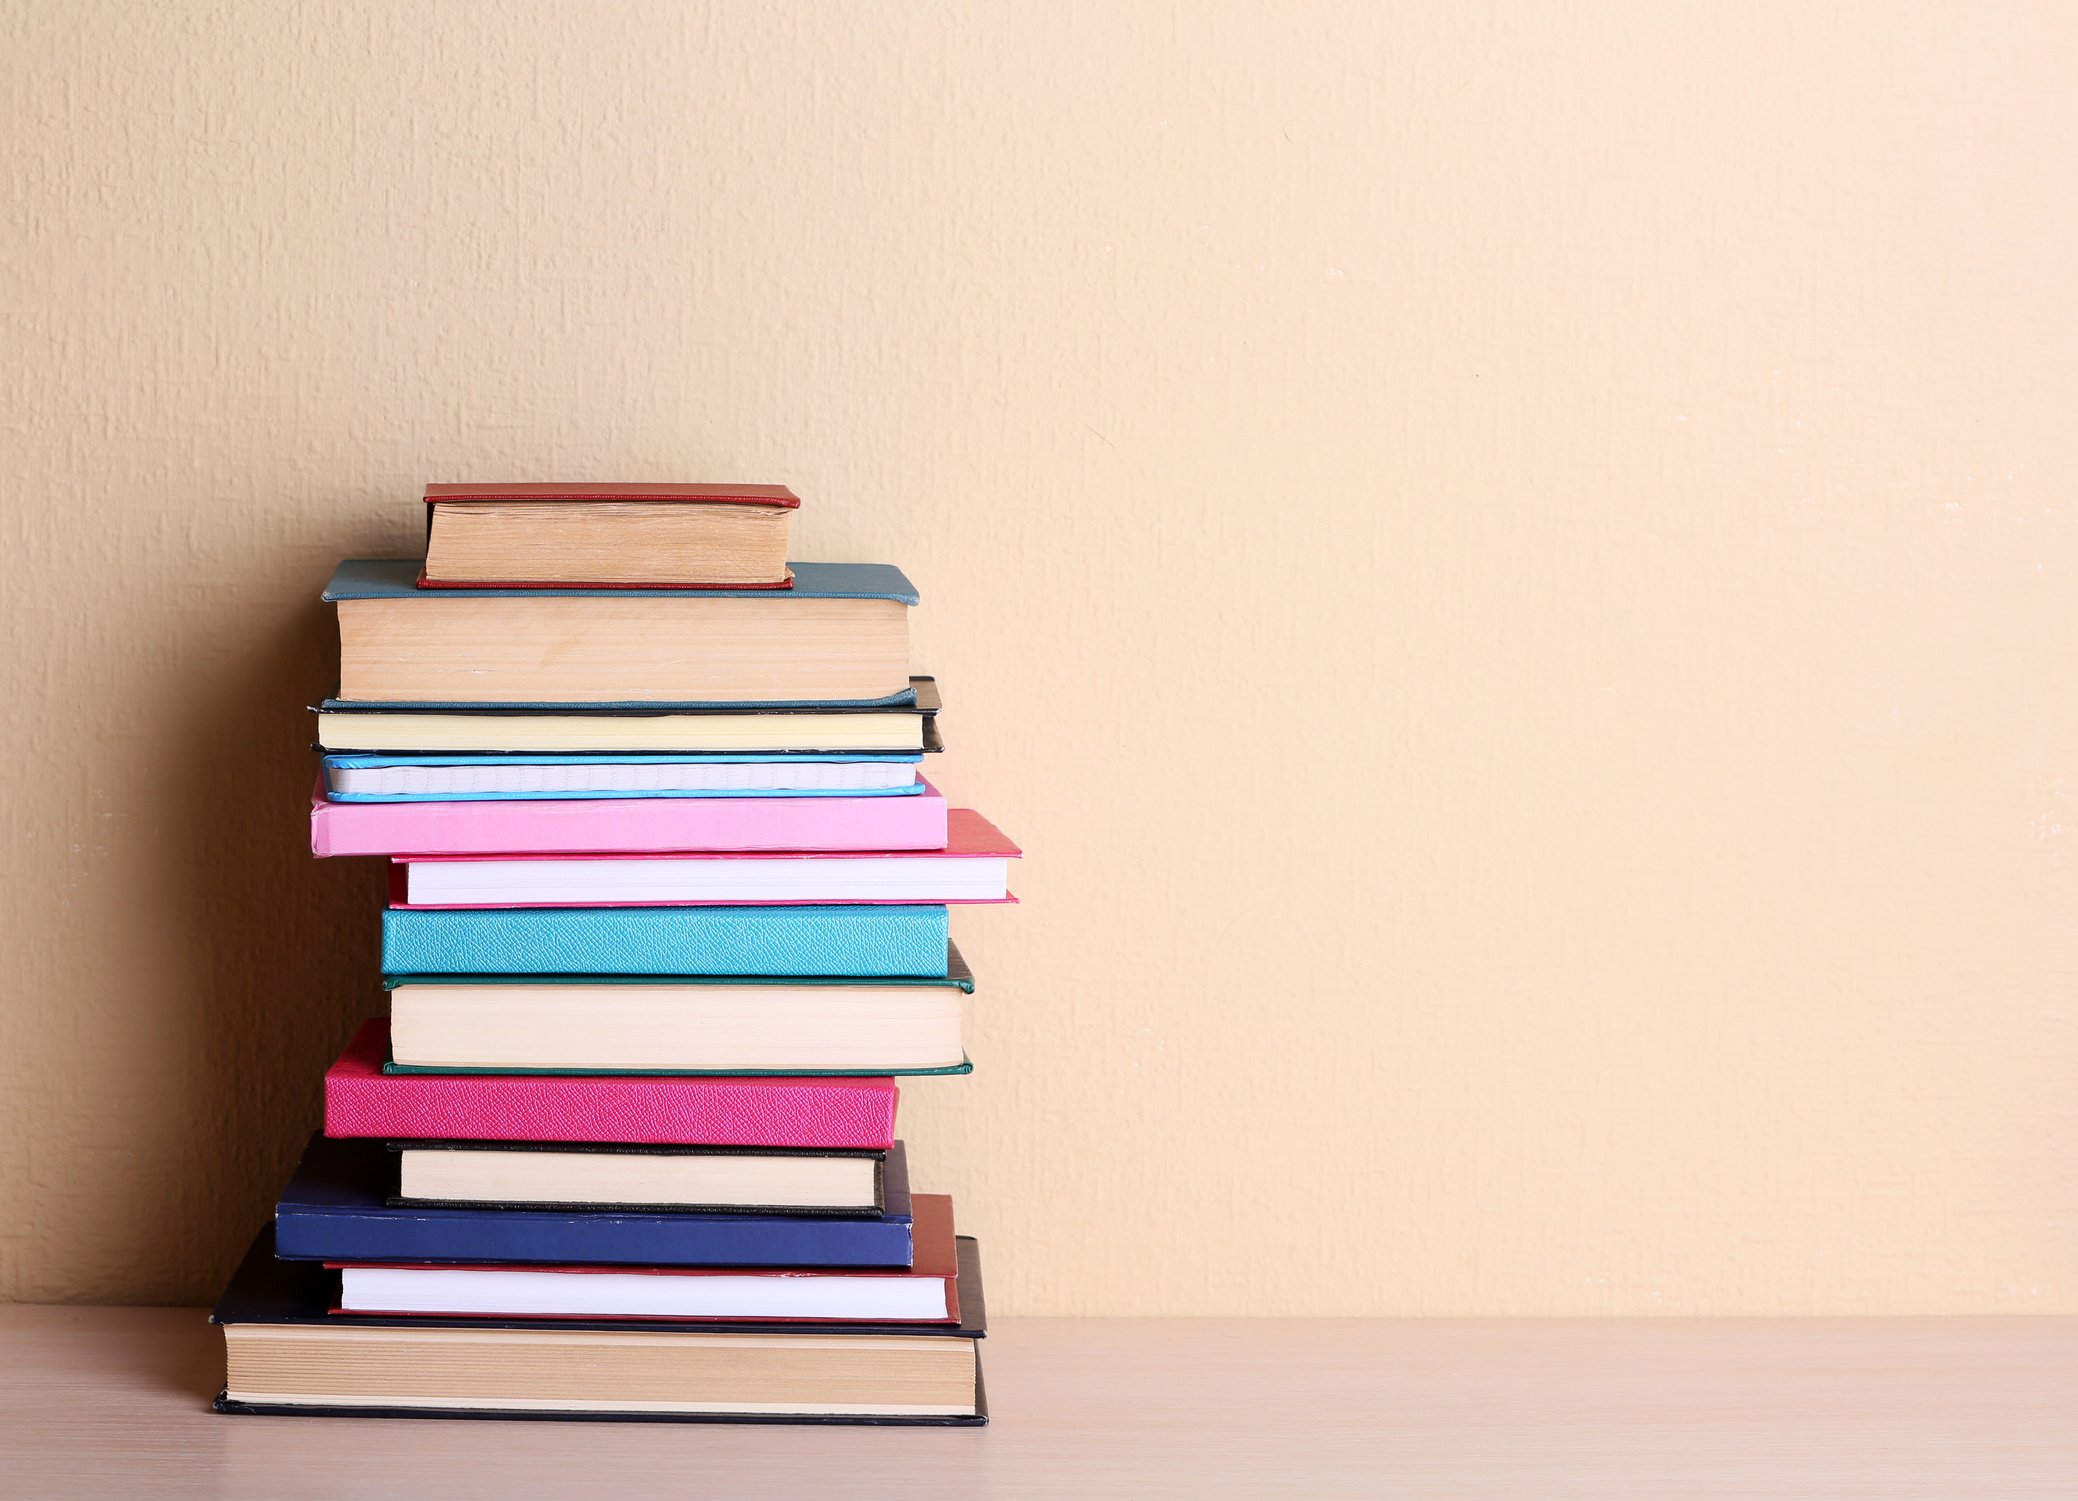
[4,0,2076,1314]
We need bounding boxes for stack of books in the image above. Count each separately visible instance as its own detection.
[211,483,1017,1425]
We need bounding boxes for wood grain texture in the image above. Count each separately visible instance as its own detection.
[5,1,2078,1314]
[3,1307,2076,1499]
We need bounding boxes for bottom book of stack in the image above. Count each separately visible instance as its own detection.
[211,1139,987,1425]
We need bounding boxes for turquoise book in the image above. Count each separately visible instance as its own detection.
[380,903,953,979]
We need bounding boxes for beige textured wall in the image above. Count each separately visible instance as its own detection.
[5,0,2077,1314]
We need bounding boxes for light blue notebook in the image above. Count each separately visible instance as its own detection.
[380,904,953,979]
[321,753,926,803]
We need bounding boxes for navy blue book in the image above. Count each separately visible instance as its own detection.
[274,1135,915,1268]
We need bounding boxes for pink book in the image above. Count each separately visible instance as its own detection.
[311,779,951,857]
[388,808,1019,908]
[323,1020,899,1148]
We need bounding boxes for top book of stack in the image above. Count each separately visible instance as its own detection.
[420,483,799,589]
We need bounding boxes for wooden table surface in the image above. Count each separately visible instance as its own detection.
[2,1306,2074,1498]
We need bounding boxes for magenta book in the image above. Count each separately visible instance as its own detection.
[311,780,951,857]
[323,1020,900,1148]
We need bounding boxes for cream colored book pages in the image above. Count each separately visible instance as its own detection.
[388,985,966,1071]
[223,1325,977,1414]
[336,595,908,704]
[398,1149,879,1210]
[425,501,792,586]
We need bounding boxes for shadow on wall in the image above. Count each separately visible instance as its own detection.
[142,550,389,1303]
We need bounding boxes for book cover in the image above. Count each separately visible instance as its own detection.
[324,1019,900,1147]
[324,557,915,605]
[337,1193,961,1322]
[423,483,800,508]
[379,950,974,1077]
[382,942,976,993]
[312,678,946,756]
[274,1135,915,1268]
[325,559,918,711]
[421,486,803,590]
[209,1223,988,1426]
[381,1057,971,1079]
[316,675,943,720]
[318,752,925,803]
[380,903,953,978]
[312,779,951,857]
[388,1140,903,1218]
[388,809,1018,908]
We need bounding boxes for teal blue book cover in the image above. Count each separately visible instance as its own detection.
[381,903,952,978]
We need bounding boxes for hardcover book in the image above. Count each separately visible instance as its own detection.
[313,778,950,857]
[420,483,799,590]
[275,1134,915,1268]
[211,1224,987,1423]
[384,947,975,1075]
[320,753,925,802]
[324,1019,900,1147]
[390,1140,902,1216]
[325,558,915,708]
[389,809,1019,907]
[338,1194,961,1322]
[314,677,945,754]
[379,903,953,978]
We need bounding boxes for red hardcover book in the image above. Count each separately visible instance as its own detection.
[323,1019,898,1148]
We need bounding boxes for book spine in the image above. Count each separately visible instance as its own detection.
[274,1206,915,1269]
[313,787,949,856]
[324,1073,900,1149]
[379,904,951,978]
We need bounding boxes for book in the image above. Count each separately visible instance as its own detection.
[212,1224,987,1423]
[380,903,953,978]
[391,1141,902,1215]
[275,1135,916,1268]
[314,676,946,754]
[321,753,924,801]
[391,810,1019,907]
[385,949,975,1075]
[324,1019,900,1146]
[340,1195,961,1322]
[312,778,950,857]
[420,483,798,589]
[325,559,914,707]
